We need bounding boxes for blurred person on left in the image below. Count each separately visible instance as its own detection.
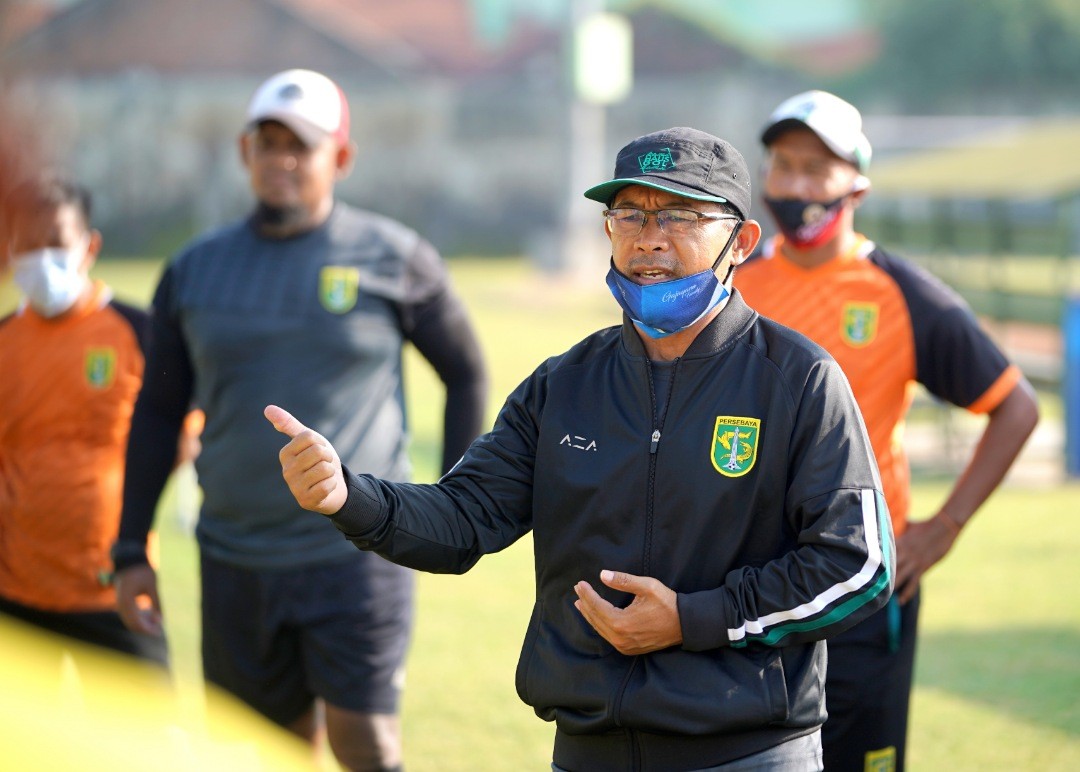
[0,174,168,668]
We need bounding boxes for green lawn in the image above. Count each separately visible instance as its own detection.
[154,482,1080,771]
[5,256,1079,769]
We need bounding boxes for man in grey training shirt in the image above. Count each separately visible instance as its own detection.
[111,69,488,771]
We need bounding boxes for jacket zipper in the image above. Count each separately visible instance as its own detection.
[613,356,679,741]
[644,357,678,576]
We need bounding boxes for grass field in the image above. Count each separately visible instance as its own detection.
[4,256,1079,769]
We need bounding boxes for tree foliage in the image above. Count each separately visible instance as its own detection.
[837,0,1080,112]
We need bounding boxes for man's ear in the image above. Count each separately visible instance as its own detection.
[732,219,762,264]
[335,140,357,180]
[238,132,252,170]
[850,174,871,209]
[81,228,103,273]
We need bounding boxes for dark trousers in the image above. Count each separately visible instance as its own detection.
[0,594,169,666]
[822,590,920,772]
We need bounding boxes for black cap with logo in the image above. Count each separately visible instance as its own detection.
[584,127,752,219]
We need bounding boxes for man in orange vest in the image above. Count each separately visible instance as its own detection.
[736,90,1039,771]
[0,174,169,667]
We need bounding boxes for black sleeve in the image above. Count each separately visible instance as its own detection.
[917,304,1011,409]
[109,299,150,351]
[875,250,1011,409]
[330,364,542,573]
[398,239,489,474]
[114,265,195,566]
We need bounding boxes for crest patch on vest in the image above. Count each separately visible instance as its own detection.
[319,266,361,313]
[711,416,760,477]
[85,347,117,389]
[841,302,878,347]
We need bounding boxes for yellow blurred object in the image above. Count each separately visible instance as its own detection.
[0,616,314,770]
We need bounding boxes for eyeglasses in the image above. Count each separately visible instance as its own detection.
[602,208,741,236]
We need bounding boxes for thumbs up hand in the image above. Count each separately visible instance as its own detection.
[265,404,348,515]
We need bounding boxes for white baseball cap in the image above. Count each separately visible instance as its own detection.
[761,90,871,172]
[246,69,350,147]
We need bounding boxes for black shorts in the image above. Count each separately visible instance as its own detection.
[0,593,169,666]
[200,551,415,727]
[822,590,920,772]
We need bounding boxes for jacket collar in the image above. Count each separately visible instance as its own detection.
[619,289,758,361]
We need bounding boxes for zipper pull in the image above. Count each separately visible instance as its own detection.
[650,429,661,454]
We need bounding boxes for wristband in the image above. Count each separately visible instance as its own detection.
[109,539,150,572]
[938,512,963,536]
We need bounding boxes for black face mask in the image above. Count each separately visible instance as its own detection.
[253,202,309,233]
[763,194,847,249]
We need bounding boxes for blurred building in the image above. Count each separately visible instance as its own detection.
[0,0,873,257]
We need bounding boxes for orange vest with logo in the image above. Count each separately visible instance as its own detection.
[0,282,146,612]
[737,236,1019,534]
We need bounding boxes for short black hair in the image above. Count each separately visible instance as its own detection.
[4,173,93,232]
[713,202,742,219]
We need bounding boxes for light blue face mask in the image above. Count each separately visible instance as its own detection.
[12,241,89,318]
[605,222,742,339]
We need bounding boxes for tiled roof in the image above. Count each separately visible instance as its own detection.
[0,0,556,77]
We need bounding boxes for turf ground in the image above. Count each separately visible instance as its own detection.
[3,256,1078,769]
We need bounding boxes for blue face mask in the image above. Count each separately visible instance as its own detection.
[605,222,742,339]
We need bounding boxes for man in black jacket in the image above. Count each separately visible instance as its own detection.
[267,127,894,771]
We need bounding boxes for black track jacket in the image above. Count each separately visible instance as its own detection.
[330,291,894,771]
